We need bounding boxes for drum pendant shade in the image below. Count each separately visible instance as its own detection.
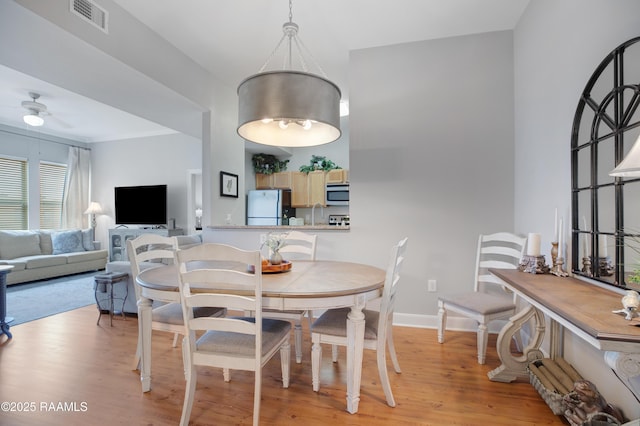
[236,1,341,147]
[238,71,341,147]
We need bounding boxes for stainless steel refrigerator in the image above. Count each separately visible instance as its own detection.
[247,189,294,225]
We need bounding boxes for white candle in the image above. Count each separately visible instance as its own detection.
[557,218,563,259]
[554,208,558,243]
[599,234,608,257]
[527,233,541,256]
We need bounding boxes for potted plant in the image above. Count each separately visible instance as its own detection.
[252,154,289,175]
[299,155,341,174]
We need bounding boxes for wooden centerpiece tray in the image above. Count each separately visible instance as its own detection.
[261,260,292,274]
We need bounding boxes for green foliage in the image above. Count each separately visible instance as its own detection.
[299,155,342,174]
[252,154,289,175]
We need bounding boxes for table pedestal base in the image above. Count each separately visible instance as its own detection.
[488,305,546,382]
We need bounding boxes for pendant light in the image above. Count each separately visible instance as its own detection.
[237,0,341,147]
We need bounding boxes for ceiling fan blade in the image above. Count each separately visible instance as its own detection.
[48,114,73,129]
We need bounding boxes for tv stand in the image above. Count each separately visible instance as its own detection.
[108,228,184,262]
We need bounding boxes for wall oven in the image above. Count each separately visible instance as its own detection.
[325,183,349,206]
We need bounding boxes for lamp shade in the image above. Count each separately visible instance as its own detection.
[610,134,640,177]
[237,71,341,147]
[84,202,103,215]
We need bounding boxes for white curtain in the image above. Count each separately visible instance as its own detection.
[61,147,91,229]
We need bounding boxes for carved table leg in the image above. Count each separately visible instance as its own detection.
[346,296,366,414]
[488,304,546,382]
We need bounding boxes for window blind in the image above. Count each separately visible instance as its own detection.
[39,162,67,230]
[0,157,28,230]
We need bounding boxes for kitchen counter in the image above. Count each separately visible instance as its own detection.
[204,225,350,261]
[208,225,349,231]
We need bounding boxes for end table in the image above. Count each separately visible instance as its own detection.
[94,271,129,326]
[0,265,14,339]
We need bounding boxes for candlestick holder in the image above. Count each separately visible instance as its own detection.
[598,256,614,276]
[518,255,550,274]
[581,256,592,276]
[550,242,558,268]
[551,256,568,277]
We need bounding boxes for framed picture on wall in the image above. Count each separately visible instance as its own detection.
[220,171,238,198]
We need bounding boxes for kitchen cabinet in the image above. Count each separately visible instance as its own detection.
[308,171,326,206]
[291,172,308,207]
[255,173,273,189]
[257,169,347,207]
[291,171,326,207]
[325,169,349,184]
[272,171,292,189]
[255,172,292,189]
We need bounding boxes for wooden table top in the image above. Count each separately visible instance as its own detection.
[137,260,386,299]
[490,269,640,345]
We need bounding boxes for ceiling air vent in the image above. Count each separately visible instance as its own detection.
[70,0,108,33]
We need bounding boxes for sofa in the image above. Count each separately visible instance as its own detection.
[104,233,203,314]
[0,229,108,285]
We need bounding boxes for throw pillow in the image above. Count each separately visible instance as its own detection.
[39,230,54,255]
[0,230,42,259]
[82,228,95,251]
[52,230,85,254]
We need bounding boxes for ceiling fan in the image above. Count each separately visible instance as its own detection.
[21,92,48,126]
[20,92,72,128]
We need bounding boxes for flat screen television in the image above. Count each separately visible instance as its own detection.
[114,184,167,226]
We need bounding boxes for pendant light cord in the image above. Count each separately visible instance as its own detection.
[257,0,328,78]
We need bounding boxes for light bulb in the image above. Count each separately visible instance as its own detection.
[301,120,312,130]
[261,118,273,124]
[278,120,289,129]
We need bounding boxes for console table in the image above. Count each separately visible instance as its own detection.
[487,269,640,403]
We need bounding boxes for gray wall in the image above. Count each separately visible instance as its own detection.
[350,31,515,317]
[513,0,640,417]
[90,133,202,244]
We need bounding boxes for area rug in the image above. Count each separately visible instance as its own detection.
[6,271,98,325]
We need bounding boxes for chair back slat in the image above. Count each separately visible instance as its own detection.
[189,316,256,334]
[276,230,317,260]
[127,234,178,301]
[474,232,526,293]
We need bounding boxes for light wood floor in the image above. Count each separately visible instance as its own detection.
[0,306,567,425]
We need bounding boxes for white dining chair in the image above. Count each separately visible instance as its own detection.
[437,232,527,364]
[175,243,291,426]
[128,234,225,371]
[262,230,317,363]
[310,237,407,407]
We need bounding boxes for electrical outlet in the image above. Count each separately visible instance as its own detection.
[260,234,267,244]
[427,279,437,292]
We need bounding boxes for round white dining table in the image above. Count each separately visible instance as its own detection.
[135,259,386,414]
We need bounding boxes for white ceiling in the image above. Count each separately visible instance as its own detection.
[0,0,529,142]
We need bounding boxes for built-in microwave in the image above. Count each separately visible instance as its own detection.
[325,183,349,206]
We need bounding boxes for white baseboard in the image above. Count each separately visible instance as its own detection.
[392,313,538,355]
[392,313,505,334]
